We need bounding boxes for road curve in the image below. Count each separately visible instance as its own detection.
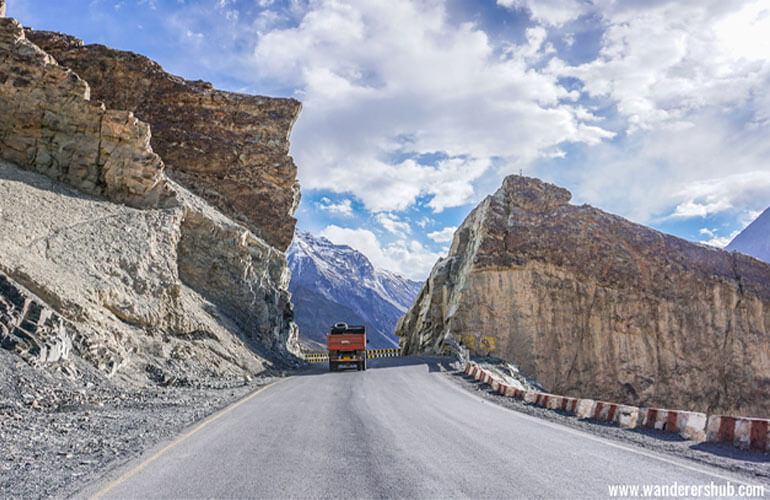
[87,357,761,499]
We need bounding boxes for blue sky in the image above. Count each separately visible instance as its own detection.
[9,0,770,279]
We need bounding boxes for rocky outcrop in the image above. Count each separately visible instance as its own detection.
[0,17,301,385]
[27,29,301,251]
[1,272,75,371]
[397,175,770,418]
[0,19,175,209]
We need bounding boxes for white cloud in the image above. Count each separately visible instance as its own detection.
[535,1,770,225]
[427,226,457,243]
[497,0,590,27]
[160,0,770,248]
[700,230,740,248]
[553,1,770,133]
[669,171,770,219]
[320,225,441,280]
[317,198,354,217]
[376,213,411,237]
[253,0,615,213]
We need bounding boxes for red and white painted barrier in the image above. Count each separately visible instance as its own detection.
[640,408,707,441]
[707,415,770,452]
[460,361,726,447]
[576,399,596,419]
[616,405,641,429]
[546,396,578,415]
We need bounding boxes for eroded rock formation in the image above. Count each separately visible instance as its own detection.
[27,29,301,251]
[0,17,301,385]
[397,175,770,418]
[0,19,175,209]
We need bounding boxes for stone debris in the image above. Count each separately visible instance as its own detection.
[0,348,279,499]
[0,273,74,371]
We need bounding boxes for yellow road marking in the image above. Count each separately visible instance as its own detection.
[92,377,290,499]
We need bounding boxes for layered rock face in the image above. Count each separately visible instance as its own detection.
[0,19,175,209]
[0,18,300,385]
[27,29,301,251]
[397,175,770,418]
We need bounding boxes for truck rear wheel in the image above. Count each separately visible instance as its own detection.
[362,358,367,371]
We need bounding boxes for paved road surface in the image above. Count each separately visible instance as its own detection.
[88,357,763,498]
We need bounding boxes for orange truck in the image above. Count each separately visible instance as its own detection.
[327,322,367,371]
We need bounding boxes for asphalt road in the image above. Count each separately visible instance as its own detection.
[88,357,763,499]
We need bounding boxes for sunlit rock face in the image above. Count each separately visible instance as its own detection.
[27,29,302,252]
[397,175,770,418]
[0,18,301,385]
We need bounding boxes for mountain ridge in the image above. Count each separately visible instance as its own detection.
[288,231,422,349]
[727,207,770,264]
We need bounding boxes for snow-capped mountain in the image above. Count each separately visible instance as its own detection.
[727,207,770,263]
[287,231,423,349]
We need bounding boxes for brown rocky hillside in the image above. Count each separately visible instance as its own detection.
[397,175,770,418]
[0,15,302,386]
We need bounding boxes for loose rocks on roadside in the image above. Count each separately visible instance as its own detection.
[0,350,281,499]
[443,360,770,485]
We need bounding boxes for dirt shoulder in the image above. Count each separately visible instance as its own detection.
[0,350,281,499]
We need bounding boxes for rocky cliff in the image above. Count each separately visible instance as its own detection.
[26,29,300,251]
[0,16,301,386]
[396,175,770,418]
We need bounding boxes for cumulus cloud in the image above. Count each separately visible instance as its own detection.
[317,197,354,217]
[534,1,770,225]
[376,213,411,237]
[150,0,770,274]
[253,0,615,213]
[427,226,457,243]
[497,0,589,27]
[552,1,770,133]
[320,225,442,279]
[700,228,741,248]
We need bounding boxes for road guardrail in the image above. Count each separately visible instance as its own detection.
[302,349,402,363]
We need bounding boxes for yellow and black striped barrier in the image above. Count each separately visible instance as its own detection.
[366,348,401,359]
[302,349,402,363]
[303,351,329,363]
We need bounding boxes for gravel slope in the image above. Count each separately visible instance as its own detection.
[0,350,280,499]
